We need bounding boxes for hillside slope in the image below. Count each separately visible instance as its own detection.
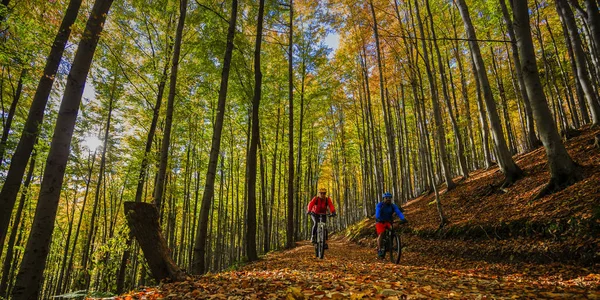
[344,126,600,266]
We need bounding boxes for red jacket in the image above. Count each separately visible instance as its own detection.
[307,196,336,214]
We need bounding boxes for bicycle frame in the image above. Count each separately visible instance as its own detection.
[380,220,402,264]
[312,213,331,259]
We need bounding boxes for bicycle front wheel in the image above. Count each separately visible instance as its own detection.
[389,232,401,264]
[318,225,325,259]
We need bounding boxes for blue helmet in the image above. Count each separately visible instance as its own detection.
[382,192,392,198]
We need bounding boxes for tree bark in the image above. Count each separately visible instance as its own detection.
[246,0,265,262]
[455,0,523,185]
[286,0,295,249]
[10,1,113,298]
[426,0,469,179]
[414,0,456,190]
[154,0,186,212]
[192,0,238,274]
[124,202,186,282]
[513,0,581,198]
[556,0,600,125]
[370,0,401,196]
[0,149,35,298]
[0,0,82,254]
[500,0,539,150]
[0,68,25,166]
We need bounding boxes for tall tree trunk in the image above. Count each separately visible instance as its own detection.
[0,0,82,254]
[81,77,116,289]
[500,0,539,149]
[0,68,25,166]
[513,0,582,197]
[584,0,600,75]
[426,0,469,179]
[370,0,401,196]
[192,0,238,274]
[490,46,517,154]
[286,0,295,249]
[154,0,186,212]
[246,0,264,262]
[456,0,523,185]
[0,149,35,298]
[414,0,456,190]
[10,1,114,298]
[556,0,600,125]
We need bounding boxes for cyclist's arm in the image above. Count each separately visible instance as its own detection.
[307,197,316,213]
[327,197,336,214]
[375,202,383,221]
[393,204,406,221]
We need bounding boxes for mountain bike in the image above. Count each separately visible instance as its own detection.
[310,212,335,259]
[379,220,403,264]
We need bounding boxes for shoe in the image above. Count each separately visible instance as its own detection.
[377,249,385,258]
[324,243,329,250]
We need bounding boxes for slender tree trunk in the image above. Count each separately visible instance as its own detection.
[500,0,539,150]
[154,0,186,212]
[370,0,401,196]
[456,0,523,185]
[11,1,114,298]
[415,0,456,190]
[0,68,25,166]
[584,0,600,74]
[246,0,264,262]
[0,0,82,253]
[81,75,116,289]
[426,0,468,179]
[556,0,600,125]
[490,47,517,155]
[192,0,237,274]
[0,149,35,298]
[286,0,295,249]
[513,0,581,198]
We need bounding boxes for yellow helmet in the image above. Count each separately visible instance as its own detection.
[318,188,327,193]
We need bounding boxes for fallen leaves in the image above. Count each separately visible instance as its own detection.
[112,239,599,299]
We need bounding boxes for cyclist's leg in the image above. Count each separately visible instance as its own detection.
[376,222,387,257]
[324,215,328,240]
[311,214,318,243]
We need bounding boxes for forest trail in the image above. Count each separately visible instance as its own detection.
[119,239,600,299]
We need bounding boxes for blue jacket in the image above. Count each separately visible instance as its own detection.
[375,202,405,222]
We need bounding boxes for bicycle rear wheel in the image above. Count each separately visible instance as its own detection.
[389,231,401,264]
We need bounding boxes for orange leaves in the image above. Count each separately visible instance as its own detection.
[115,239,599,299]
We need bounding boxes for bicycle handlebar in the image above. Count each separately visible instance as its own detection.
[308,212,337,217]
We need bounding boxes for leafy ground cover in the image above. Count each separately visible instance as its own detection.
[111,127,600,299]
[115,239,599,299]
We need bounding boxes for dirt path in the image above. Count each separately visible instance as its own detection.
[128,239,600,299]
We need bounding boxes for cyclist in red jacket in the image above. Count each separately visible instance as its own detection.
[307,188,336,247]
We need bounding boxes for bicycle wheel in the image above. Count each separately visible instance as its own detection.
[389,231,401,264]
[318,225,325,259]
[315,226,321,258]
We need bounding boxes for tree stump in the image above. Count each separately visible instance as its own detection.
[594,134,600,149]
[124,202,186,282]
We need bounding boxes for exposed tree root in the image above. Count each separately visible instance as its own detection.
[446,180,457,191]
[534,167,583,200]
[500,169,524,189]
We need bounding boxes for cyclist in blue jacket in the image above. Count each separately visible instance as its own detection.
[376,192,407,258]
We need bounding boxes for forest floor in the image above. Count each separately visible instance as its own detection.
[112,127,600,299]
[116,238,599,299]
